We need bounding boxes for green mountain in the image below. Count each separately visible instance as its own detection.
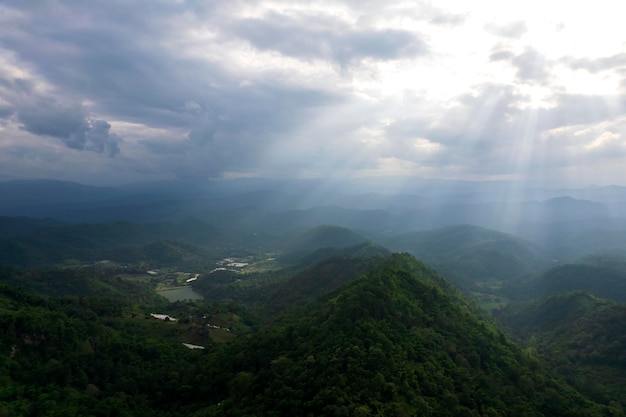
[0,265,166,305]
[283,225,370,252]
[495,291,626,406]
[277,225,373,264]
[193,254,616,416]
[0,252,621,416]
[261,248,390,317]
[200,205,394,233]
[0,218,232,267]
[502,255,626,302]
[292,241,391,268]
[192,243,390,311]
[0,216,65,238]
[382,224,549,290]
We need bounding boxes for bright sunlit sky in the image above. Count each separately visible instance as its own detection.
[1,0,626,186]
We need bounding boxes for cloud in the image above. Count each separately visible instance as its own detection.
[13,97,121,157]
[485,21,528,39]
[512,48,552,83]
[562,53,626,73]
[140,79,338,178]
[489,50,515,62]
[229,12,428,67]
[490,46,552,84]
[381,84,528,175]
[422,5,466,26]
[381,80,626,180]
[2,1,626,185]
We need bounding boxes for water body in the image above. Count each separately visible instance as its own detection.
[156,286,204,302]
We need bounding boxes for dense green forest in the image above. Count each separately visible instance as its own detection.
[495,291,626,408]
[0,252,622,416]
[193,254,618,416]
[2,215,626,415]
[501,255,626,302]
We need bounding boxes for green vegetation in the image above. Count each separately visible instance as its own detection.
[2,214,626,415]
[0,252,621,416]
[502,255,626,302]
[194,254,617,416]
[0,265,167,306]
[382,224,549,291]
[282,225,370,254]
[496,291,626,407]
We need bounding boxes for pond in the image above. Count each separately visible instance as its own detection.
[156,286,204,302]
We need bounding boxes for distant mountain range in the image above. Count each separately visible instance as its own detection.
[5,178,626,270]
[2,179,626,230]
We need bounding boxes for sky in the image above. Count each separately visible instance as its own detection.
[1,0,626,187]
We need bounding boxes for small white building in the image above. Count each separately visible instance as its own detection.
[150,313,177,322]
[182,343,205,350]
[227,262,248,268]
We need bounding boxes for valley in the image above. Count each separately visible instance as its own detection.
[3,179,626,415]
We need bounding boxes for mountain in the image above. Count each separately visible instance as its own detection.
[381,224,549,290]
[512,219,626,260]
[281,225,370,253]
[191,243,390,310]
[502,255,626,302]
[495,291,626,406]
[3,179,626,239]
[0,179,123,207]
[0,179,126,218]
[260,246,391,317]
[0,264,166,304]
[0,218,231,267]
[0,248,622,415]
[200,205,394,233]
[292,241,391,268]
[0,217,65,238]
[193,254,616,416]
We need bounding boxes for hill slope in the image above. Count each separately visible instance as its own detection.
[495,291,626,406]
[502,255,626,302]
[194,254,616,416]
[382,224,549,289]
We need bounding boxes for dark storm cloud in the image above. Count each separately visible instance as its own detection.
[230,12,428,66]
[0,105,15,119]
[4,0,626,184]
[16,98,120,157]
[141,80,338,177]
[0,0,217,127]
[0,0,337,174]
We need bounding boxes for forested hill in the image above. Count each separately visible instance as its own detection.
[502,255,626,302]
[380,224,549,289]
[495,291,626,407]
[0,253,620,416]
[193,254,617,416]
